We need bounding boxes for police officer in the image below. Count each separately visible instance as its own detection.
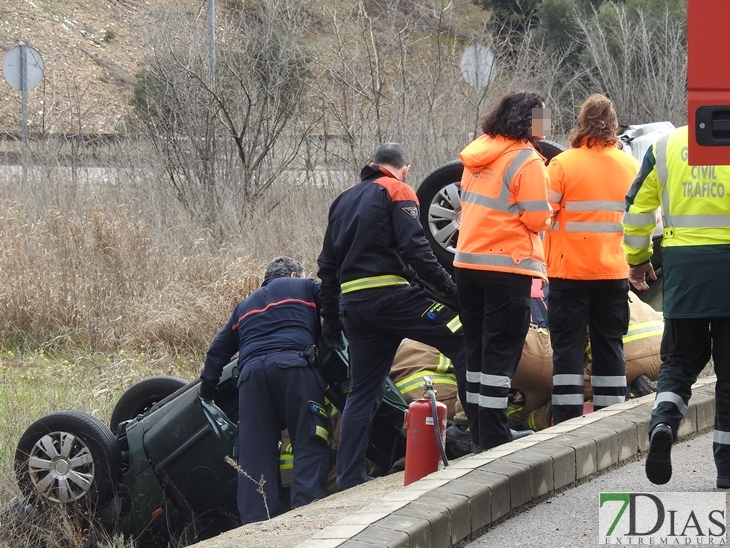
[199,256,330,525]
[317,142,466,491]
[622,125,730,488]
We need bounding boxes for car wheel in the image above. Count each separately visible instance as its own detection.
[15,411,122,508]
[417,140,566,270]
[110,375,188,433]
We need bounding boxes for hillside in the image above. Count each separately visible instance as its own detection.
[0,0,490,136]
[1,0,176,134]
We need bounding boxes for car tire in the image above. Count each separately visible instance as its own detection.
[417,140,566,270]
[15,410,123,509]
[110,375,188,433]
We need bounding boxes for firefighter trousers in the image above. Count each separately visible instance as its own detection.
[650,317,730,481]
[455,268,531,452]
[236,351,330,525]
[548,278,629,424]
[336,285,466,491]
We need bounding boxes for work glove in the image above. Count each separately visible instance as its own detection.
[439,278,459,310]
[321,314,346,351]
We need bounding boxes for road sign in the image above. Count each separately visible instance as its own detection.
[460,45,495,90]
[3,45,45,91]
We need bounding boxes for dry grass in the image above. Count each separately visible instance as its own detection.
[0,144,344,545]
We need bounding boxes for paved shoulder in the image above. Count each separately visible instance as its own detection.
[199,377,716,548]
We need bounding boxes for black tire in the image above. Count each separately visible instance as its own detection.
[417,160,464,270]
[15,411,122,509]
[416,140,566,270]
[534,139,565,165]
[110,375,188,433]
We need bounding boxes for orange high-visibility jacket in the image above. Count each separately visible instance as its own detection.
[454,135,551,279]
[545,144,639,280]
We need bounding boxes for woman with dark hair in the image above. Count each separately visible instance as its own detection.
[544,93,640,424]
[454,90,552,451]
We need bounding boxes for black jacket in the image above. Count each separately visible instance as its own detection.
[317,164,452,316]
[199,276,321,400]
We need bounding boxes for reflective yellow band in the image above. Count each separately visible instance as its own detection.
[586,320,664,357]
[447,316,462,332]
[624,320,664,343]
[436,353,452,373]
[279,454,293,470]
[341,275,410,294]
[315,425,329,442]
[395,372,457,394]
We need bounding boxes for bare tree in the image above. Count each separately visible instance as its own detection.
[575,2,687,126]
[132,0,316,234]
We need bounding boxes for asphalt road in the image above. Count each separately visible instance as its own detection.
[465,429,724,548]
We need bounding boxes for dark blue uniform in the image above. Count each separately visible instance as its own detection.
[318,163,466,491]
[200,276,330,525]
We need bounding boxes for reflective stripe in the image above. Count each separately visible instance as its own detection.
[591,375,627,388]
[465,371,510,388]
[593,394,626,407]
[436,353,452,373]
[652,391,687,415]
[713,430,730,445]
[565,221,623,233]
[462,190,518,215]
[466,391,509,408]
[553,374,584,386]
[396,372,457,394]
[623,233,652,248]
[623,211,657,226]
[279,454,293,470]
[453,250,546,276]
[341,275,409,294]
[517,199,551,213]
[502,149,536,188]
[446,316,462,333]
[565,200,625,212]
[624,320,664,343]
[552,394,584,406]
[464,148,546,212]
[665,215,730,228]
[549,189,563,203]
[655,134,672,228]
[315,425,329,442]
[547,220,559,231]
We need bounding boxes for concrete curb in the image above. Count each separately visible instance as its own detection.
[201,377,716,548]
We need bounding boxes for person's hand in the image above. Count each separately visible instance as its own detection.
[322,314,346,350]
[628,262,656,291]
[440,278,459,309]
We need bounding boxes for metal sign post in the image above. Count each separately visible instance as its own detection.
[3,44,44,180]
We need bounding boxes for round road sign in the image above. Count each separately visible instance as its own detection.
[3,45,45,91]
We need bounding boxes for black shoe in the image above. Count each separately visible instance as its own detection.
[717,476,730,489]
[645,423,673,485]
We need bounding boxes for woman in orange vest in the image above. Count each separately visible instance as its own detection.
[545,94,640,424]
[454,90,552,452]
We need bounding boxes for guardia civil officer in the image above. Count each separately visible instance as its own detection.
[623,125,730,488]
[317,143,467,491]
[199,256,330,525]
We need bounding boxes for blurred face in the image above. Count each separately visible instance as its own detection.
[531,107,551,139]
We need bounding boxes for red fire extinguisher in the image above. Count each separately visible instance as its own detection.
[403,376,449,486]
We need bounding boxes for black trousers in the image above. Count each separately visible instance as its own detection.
[336,285,466,490]
[455,268,531,451]
[650,317,730,480]
[236,351,330,525]
[547,278,629,424]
